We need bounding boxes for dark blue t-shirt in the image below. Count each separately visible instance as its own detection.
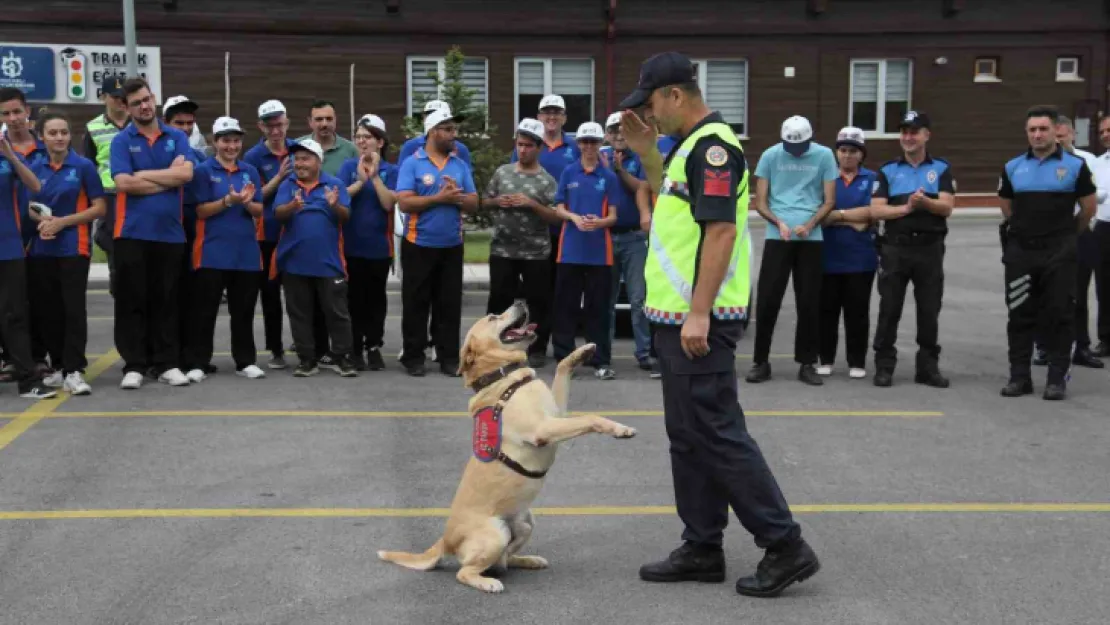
[822,167,878,274]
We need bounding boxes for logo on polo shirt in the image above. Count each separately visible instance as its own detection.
[564,147,574,160]
[241,173,251,185]
[0,161,9,174]
[129,145,142,153]
[65,169,79,183]
[422,173,435,186]
[595,178,606,192]
[927,170,937,184]
[211,176,223,183]
[1056,168,1067,181]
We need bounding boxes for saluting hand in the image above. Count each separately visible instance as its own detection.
[619,110,656,157]
[325,185,340,208]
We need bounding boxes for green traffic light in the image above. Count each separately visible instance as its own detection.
[71,85,84,97]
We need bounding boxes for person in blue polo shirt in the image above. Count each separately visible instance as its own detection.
[552,121,619,380]
[0,95,56,400]
[395,108,479,377]
[244,99,297,370]
[182,116,266,383]
[109,78,196,390]
[25,111,106,396]
[338,114,397,372]
[601,111,653,373]
[273,138,357,378]
[817,127,878,380]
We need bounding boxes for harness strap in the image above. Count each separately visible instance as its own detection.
[475,376,549,480]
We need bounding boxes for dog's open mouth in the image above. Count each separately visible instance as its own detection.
[500,315,537,343]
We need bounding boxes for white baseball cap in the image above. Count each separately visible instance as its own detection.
[422,100,451,116]
[781,115,813,156]
[516,118,544,143]
[605,112,623,129]
[258,99,286,120]
[835,126,866,153]
[539,95,566,111]
[163,95,198,117]
[575,122,605,141]
[212,116,244,137]
[357,114,387,135]
[424,108,463,135]
[290,138,324,161]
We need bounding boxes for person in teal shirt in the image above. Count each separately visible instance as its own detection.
[748,115,837,386]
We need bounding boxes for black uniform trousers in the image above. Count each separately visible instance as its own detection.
[0,258,41,389]
[400,239,463,369]
[113,238,185,376]
[487,255,552,357]
[184,268,261,372]
[753,240,823,365]
[177,241,199,370]
[27,256,91,374]
[346,255,392,355]
[283,273,353,364]
[259,240,285,357]
[1004,235,1076,383]
[655,320,801,550]
[93,192,116,296]
[1075,227,1104,350]
[552,263,612,367]
[1095,221,1110,347]
[873,239,945,372]
[819,271,875,369]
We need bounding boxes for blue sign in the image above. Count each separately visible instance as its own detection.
[0,45,57,101]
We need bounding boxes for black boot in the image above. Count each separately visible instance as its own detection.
[745,362,771,383]
[639,542,726,583]
[873,368,893,387]
[1043,367,1067,401]
[914,351,949,388]
[797,364,823,386]
[1072,348,1104,369]
[1000,378,1033,397]
[735,539,820,598]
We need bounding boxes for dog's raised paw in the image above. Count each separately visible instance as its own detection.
[613,425,637,439]
[475,577,505,593]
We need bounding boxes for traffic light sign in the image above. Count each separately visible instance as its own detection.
[63,51,88,101]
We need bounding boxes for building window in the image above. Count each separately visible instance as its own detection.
[691,59,748,137]
[850,59,913,136]
[406,56,489,117]
[1056,57,1082,82]
[514,58,594,133]
[974,57,1000,83]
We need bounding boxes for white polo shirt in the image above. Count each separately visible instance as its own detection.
[1092,150,1110,223]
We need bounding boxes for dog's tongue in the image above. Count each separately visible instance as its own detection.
[525,323,537,332]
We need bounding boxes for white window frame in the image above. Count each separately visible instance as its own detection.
[973,57,1001,83]
[1056,56,1082,82]
[512,57,596,133]
[405,55,490,117]
[691,58,750,139]
[849,58,914,139]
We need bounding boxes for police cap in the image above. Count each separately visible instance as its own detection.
[619,52,698,110]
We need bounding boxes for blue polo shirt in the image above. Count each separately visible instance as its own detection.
[601,148,645,231]
[0,152,30,261]
[999,146,1096,239]
[875,154,955,237]
[28,150,105,258]
[555,161,618,266]
[657,135,678,159]
[273,173,351,278]
[243,138,296,243]
[108,120,193,243]
[191,157,264,272]
[754,142,838,242]
[395,147,475,248]
[14,138,48,246]
[398,137,471,167]
[181,147,208,241]
[822,168,878,274]
[337,158,397,259]
[513,133,580,237]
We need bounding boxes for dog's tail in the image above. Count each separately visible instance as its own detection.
[378,538,445,571]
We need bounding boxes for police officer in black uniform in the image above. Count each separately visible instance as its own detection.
[617,52,819,599]
[869,111,955,388]
[998,105,1097,400]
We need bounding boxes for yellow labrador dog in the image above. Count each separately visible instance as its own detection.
[378,301,636,593]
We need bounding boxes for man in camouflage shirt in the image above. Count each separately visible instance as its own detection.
[482,118,561,366]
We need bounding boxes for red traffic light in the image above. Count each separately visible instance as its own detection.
[70,59,83,70]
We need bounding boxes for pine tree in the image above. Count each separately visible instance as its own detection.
[400,46,505,229]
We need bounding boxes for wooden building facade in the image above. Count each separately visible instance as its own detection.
[3,0,1108,195]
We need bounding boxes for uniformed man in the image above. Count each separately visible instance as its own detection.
[84,75,130,297]
[869,111,955,388]
[1091,115,1110,356]
[998,105,1097,400]
[618,52,818,598]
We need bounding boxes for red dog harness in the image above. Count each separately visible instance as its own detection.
[471,365,547,480]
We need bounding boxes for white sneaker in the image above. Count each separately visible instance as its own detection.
[236,364,265,379]
[42,370,65,388]
[185,368,207,383]
[120,371,144,390]
[160,368,192,386]
[64,371,92,396]
[849,367,867,379]
[815,365,833,376]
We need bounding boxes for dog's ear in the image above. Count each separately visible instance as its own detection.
[457,337,476,379]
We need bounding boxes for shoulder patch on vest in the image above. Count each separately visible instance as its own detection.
[472,406,502,462]
[703,169,732,197]
[705,145,728,166]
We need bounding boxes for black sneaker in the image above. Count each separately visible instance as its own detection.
[639,543,726,583]
[366,348,385,371]
[18,383,58,400]
[797,364,823,386]
[638,358,654,372]
[914,369,950,388]
[405,362,426,377]
[293,361,319,377]
[745,362,771,383]
[873,369,893,387]
[735,539,820,598]
[1072,349,1104,369]
[1043,382,1067,401]
[336,355,359,377]
[1000,378,1033,397]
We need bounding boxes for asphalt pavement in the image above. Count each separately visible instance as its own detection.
[1,220,1108,625]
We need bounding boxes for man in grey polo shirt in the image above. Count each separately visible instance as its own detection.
[298,99,358,176]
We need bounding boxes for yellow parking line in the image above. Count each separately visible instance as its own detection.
[0,502,1106,521]
[12,409,944,419]
[0,350,120,453]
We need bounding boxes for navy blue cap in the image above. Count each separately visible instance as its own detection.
[898,110,931,130]
[100,75,125,98]
[619,52,698,110]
